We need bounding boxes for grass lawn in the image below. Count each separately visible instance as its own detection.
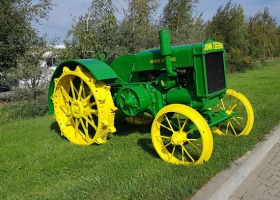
[1,59,280,199]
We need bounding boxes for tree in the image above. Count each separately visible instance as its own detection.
[247,7,279,59]
[65,0,118,60]
[120,0,159,53]
[0,0,54,87]
[205,1,252,71]
[160,0,203,44]
[205,0,247,51]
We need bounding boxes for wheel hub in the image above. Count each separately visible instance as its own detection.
[71,100,84,118]
[171,131,187,145]
[226,109,233,115]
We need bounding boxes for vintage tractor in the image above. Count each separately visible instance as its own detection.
[48,29,254,166]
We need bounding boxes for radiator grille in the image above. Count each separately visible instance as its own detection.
[205,52,226,94]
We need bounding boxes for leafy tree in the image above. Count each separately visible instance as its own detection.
[205,1,251,71]
[0,0,54,85]
[65,0,118,60]
[247,7,279,59]
[160,0,203,44]
[205,0,247,51]
[120,0,159,53]
[5,37,56,118]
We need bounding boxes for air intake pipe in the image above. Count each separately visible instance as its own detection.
[159,29,177,77]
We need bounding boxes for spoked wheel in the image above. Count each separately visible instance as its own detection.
[212,89,254,136]
[151,104,213,166]
[52,66,117,145]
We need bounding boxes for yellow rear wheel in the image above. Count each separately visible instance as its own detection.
[212,89,254,136]
[151,104,213,166]
[52,66,116,145]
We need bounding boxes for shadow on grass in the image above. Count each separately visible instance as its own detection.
[114,118,151,136]
[137,138,159,158]
[50,121,60,133]
[49,118,157,158]
[50,121,69,142]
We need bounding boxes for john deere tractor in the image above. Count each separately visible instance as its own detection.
[48,29,254,166]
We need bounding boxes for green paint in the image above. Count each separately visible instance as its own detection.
[48,29,229,126]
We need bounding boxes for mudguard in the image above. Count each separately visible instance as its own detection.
[48,59,118,114]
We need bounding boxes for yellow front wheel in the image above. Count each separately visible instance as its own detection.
[151,104,213,166]
[212,89,254,136]
[52,66,116,145]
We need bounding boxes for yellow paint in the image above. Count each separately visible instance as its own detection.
[213,42,223,50]
[150,57,176,64]
[52,65,116,145]
[204,43,213,51]
[211,89,254,136]
[204,42,224,51]
[151,104,213,166]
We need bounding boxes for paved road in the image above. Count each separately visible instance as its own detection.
[192,124,280,200]
[229,140,280,200]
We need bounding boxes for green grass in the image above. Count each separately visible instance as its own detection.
[1,59,280,199]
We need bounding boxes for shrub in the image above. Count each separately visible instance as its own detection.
[5,87,48,119]
[227,48,254,72]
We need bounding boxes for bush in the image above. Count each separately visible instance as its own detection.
[3,87,49,119]
[227,48,254,72]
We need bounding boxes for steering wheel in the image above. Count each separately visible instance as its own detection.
[92,51,107,62]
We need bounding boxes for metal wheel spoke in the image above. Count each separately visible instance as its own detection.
[60,86,72,103]
[156,135,170,143]
[165,115,174,132]
[181,118,188,131]
[176,114,181,129]
[230,100,240,112]
[220,99,226,110]
[226,121,230,135]
[232,117,244,128]
[171,145,176,157]
[182,145,195,162]
[69,77,76,99]
[156,121,173,132]
[90,101,97,107]
[181,146,185,163]
[90,109,98,116]
[60,105,70,115]
[229,121,238,135]
[65,114,73,125]
[185,128,195,136]
[84,91,93,103]
[84,115,97,130]
[186,139,202,153]
[74,118,80,137]
[79,118,89,142]
[162,142,172,149]
[82,85,86,99]
[77,80,84,100]
[160,135,171,139]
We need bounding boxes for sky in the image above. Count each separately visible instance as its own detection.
[34,0,280,44]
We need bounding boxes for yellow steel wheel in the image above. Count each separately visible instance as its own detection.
[151,104,213,166]
[52,66,117,145]
[212,89,254,136]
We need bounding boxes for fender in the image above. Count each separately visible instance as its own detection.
[48,59,118,114]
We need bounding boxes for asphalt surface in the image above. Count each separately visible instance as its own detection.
[192,124,280,200]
